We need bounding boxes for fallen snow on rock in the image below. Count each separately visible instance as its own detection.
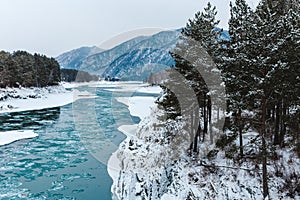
[0,130,38,146]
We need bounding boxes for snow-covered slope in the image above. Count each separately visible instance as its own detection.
[79,36,148,74]
[56,46,103,69]
[110,106,300,200]
[103,48,174,81]
[56,28,230,81]
[80,30,180,78]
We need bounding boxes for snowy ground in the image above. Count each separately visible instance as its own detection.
[136,86,162,94]
[107,85,160,198]
[0,84,98,114]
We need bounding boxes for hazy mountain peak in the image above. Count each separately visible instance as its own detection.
[56,46,103,69]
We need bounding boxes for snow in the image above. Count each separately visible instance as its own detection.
[116,96,156,119]
[118,125,138,137]
[161,194,177,200]
[136,86,162,94]
[106,85,162,94]
[62,80,143,89]
[107,124,139,181]
[107,87,158,197]
[0,85,96,114]
[108,96,300,199]
[86,81,161,94]
[61,81,102,89]
[0,130,38,146]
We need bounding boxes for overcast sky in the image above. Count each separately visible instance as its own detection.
[0,0,260,57]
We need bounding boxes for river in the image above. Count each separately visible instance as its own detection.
[0,84,158,200]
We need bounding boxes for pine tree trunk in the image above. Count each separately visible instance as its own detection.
[194,109,200,153]
[203,97,208,142]
[192,111,198,153]
[274,100,281,145]
[261,94,269,199]
[279,102,287,147]
[262,135,269,199]
[271,106,275,123]
[297,119,300,156]
[208,98,213,144]
[238,109,243,157]
[189,111,194,155]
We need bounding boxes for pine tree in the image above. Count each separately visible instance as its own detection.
[219,0,299,197]
[0,50,61,88]
[158,2,221,153]
[221,0,255,157]
[245,0,299,197]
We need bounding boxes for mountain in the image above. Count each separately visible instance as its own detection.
[56,28,229,81]
[215,27,230,41]
[80,30,180,78]
[103,48,175,81]
[56,46,103,70]
[56,30,180,80]
[78,36,148,75]
[99,29,229,81]
[101,30,180,80]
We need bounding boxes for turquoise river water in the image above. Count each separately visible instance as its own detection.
[0,85,158,200]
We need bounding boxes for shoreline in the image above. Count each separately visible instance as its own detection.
[107,86,160,198]
[0,84,97,114]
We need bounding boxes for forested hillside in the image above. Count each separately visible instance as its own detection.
[160,0,299,198]
[112,0,300,199]
[0,51,60,88]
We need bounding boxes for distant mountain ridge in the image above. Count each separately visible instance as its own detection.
[79,30,181,80]
[56,46,103,70]
[103,48,175,81]
[80,35,149,75]
[56,29,229,81]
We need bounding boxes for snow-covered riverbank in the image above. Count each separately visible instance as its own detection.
[107,86,160,199]
[0,84,98,114]
[0,86,72,114]
[0,85,72,146]
[107,85,300,200]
